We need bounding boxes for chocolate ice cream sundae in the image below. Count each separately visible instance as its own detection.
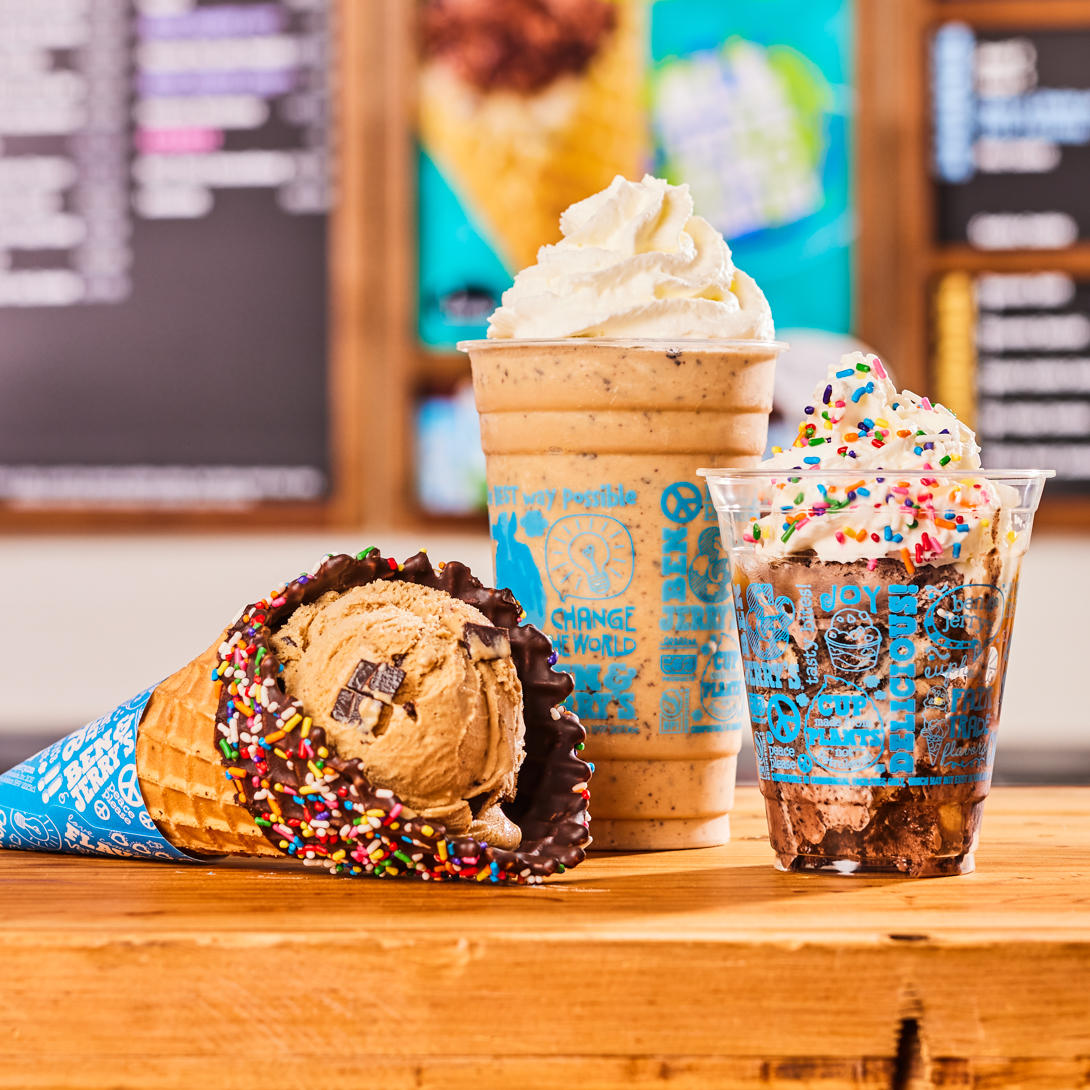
[702,354,1051,875]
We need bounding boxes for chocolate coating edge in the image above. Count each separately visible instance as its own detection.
[212,551,591,882]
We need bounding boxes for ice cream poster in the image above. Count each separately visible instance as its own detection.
[0,684,196,863]
[650,0,854,335]
[415,0,647,347]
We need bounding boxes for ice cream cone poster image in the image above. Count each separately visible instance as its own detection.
[416,0,647,346]
[0,552,592,883]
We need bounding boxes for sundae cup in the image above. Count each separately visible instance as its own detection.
[702,353,1051,875]
[464,174,784,849]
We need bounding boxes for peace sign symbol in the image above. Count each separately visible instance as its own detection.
[117,764,142,808]
[660,481,703,524]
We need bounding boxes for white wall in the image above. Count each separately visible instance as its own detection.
[1,531,1086,749]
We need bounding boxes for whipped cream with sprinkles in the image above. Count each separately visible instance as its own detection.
[745,353,1013,569]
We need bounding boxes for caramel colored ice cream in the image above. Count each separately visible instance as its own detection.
[272,581,526,849]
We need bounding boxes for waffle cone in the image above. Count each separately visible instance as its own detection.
[418,0,647,271]
[136,637,278,857]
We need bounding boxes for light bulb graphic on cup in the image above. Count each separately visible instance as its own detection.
[544,514,635,602]
[570,531,611,595]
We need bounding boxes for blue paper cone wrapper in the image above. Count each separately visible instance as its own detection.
[0,683,199,863]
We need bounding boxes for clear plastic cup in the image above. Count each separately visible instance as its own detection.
[700,468,1052,876]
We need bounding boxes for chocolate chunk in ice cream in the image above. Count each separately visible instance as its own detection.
[462,621,512,661]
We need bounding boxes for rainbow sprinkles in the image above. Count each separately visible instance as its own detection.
[744,353,1012,568]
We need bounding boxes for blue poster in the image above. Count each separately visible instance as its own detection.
[650,0,854,334]
[0,683,199,863]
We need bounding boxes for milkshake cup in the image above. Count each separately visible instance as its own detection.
[701,352,1052,875]
[464,337,784,849]
[463,173,781,849]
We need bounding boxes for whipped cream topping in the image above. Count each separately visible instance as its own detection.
[487,174,774,340]
[747,353,1012,568]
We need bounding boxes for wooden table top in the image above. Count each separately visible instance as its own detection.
[1,786,1087,1089]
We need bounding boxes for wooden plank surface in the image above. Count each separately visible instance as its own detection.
[0,786,1087,1089]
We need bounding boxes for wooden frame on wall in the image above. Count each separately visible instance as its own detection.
[0,0,387,533]
[856,0,1090,529]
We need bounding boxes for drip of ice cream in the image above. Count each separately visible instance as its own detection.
[272,580,526,848]
[747,352,1012,567]
[487,174,775,340]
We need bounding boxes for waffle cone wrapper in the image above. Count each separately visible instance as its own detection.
[0,685,199,863]
[0,551,591,883]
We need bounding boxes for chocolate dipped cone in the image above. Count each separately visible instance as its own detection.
[208,551,591,883]
[135,639,279,858]
[0,551,590,881]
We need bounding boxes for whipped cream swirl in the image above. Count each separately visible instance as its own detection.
[748,353,1011,568]
[487,174,774,340]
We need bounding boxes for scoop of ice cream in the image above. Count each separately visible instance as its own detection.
[747,352,1013,566]
[272,580,525,849]
[487,174,775,340]
[419,0,616,94]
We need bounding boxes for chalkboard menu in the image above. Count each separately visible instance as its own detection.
[935,271,1090,491]
[976,272,1090,488]
[932,23,1090,247]
[0,0,335,510]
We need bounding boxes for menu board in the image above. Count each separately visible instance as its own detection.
[0,0,334,508]
[932,23,1090,247]
[976,273,1090,488]
[935,271,1090,490]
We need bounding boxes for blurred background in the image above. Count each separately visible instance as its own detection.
[0,0,1086,780]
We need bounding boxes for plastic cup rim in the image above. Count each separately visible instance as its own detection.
[457,337,790,353]
[697,467,1056,482]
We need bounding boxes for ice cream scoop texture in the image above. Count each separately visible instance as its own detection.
[272,580,526,849]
